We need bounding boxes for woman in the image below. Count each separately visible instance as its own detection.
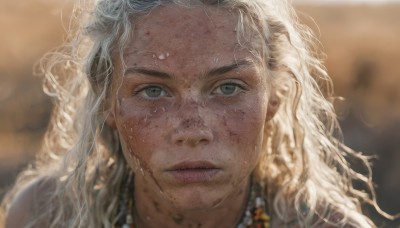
[2,0,382,227]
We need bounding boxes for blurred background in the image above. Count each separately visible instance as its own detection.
[0,0,399,226]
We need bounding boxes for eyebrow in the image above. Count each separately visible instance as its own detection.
[123,59,253,79]
[124,67,171,79]
[207,59,253,76]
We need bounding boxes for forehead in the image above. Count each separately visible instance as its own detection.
[133,5,237,48]
[121,5,253,66]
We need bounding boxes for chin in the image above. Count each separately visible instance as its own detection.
[163,185,229,210]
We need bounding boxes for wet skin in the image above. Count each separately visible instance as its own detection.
[107,5,272,228]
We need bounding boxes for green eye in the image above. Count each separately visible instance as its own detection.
[220,84,237,95]
[217,83,238,95]
[142,86,167,98]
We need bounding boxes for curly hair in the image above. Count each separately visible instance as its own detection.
[2,0,387,227]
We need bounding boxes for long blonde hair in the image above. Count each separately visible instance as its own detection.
[1,0,384,227]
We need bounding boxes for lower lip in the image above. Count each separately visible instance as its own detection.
[168,169,220,184]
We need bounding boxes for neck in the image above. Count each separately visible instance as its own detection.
[133,178,251,228]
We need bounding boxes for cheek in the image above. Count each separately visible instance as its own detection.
[218,101,267,170]
[115,98,169,172]
[221,104,266,149]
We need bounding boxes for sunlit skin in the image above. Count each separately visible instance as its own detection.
[106,5,275,228]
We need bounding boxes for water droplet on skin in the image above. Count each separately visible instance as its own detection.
[158,53,165,60]
[130,127,133,132]
[152,54,156,58]
[161,107,166,112]
[166,52,170,57]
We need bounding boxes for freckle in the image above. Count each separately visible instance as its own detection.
[152,201,161,212]
[172,214,184,224]
[145,31,151,36]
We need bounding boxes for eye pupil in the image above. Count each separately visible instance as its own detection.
[220,84,236,95]
[145,87,162,97]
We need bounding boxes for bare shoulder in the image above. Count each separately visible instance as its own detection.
[5,176,57,228]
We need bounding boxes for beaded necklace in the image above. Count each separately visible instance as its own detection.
[118,174,270,228]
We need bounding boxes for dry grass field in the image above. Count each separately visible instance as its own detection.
[0,1,399,226]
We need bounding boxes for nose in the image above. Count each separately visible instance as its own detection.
[172,100,213,147]
[171,117,214,147]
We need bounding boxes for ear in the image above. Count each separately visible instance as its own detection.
[266,96,280,121]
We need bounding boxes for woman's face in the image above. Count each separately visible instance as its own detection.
[109,5,271,210]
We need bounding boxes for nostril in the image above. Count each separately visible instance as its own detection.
[172,129,213,147]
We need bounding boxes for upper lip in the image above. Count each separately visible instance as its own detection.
[167,161,219,171]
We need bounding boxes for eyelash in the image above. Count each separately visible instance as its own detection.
[132,80,247,100]
[212,82,245,96]
[132,85,170,99]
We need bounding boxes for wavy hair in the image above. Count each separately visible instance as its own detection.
[2,0,389,227]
